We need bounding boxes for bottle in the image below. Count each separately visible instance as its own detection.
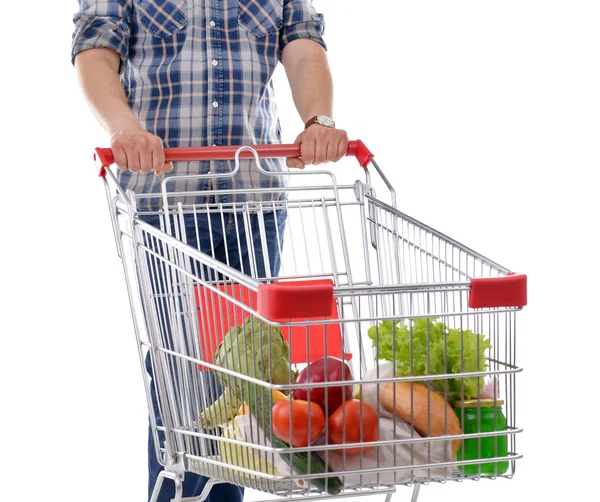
[452,399,509,476]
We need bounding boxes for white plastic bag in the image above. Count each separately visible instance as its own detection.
[226,390,455,491]
[313,416,454,488]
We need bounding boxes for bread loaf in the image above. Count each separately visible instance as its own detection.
[380,381,462,454]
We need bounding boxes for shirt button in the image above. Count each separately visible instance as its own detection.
[212,101,219,108]
[212,60,218,67]
[209,20,216,27]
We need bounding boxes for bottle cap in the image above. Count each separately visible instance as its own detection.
[453,398,504,408]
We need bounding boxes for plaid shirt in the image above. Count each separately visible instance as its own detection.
[72,0,326,210]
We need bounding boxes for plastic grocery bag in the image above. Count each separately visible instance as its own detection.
[320,362,456,487]
[313,416,454,488]
[224,407,454,491]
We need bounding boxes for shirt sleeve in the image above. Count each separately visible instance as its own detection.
[71,0,133,74]
[280,0,327,53]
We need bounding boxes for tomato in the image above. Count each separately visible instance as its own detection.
[327,399,378,454]
[272,399,326,447]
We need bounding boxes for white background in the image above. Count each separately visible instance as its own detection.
[1,1,598,501]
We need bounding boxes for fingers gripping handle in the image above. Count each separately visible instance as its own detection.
[95,141,374,177]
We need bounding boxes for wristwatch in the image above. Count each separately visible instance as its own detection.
[304,115,335,129]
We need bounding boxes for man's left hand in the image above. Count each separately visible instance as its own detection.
[287,125,349,169]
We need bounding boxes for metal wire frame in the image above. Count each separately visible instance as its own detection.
[102,149,523,502]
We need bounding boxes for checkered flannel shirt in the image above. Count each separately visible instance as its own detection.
[72,0,326,210]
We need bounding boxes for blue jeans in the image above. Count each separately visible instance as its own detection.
[141,209,287,502]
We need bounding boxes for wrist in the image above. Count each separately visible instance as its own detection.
[106,113,144,138]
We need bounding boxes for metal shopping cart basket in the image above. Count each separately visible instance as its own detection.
[95,142,526,502]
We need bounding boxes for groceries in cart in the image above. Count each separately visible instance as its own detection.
[203,314,509,492]
[365,318,510,476]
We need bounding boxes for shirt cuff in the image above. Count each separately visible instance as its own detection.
[280,16,327,54]
[71,15,130,74]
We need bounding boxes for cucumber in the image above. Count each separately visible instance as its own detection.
[249,387,343,495]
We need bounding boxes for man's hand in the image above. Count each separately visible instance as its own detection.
[110,127,173,176]
[287,125,349,169]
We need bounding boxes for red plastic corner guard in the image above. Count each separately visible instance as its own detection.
[95,148,113,178]
[258,280,335,320]
[469,272,527,309]
[348,140,374,169]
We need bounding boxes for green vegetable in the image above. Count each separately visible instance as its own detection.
[220,418,285,481]
[367,318,492,401]
[206,316,343,495]
[200,316,291,429]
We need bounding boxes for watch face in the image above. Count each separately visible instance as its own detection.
[317,115,335,128]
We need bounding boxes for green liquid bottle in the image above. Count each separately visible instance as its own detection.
[452,399,509,476]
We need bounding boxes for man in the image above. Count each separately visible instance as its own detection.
[72,1,348,501]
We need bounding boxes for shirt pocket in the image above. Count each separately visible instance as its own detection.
[135,0,188,39]
[238,0,283,38]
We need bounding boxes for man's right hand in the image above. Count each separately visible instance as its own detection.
[110,127,174,176]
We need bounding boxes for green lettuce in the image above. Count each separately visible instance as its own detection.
[367,318,492,401]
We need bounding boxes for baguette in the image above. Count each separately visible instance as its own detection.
[380,381,462,455]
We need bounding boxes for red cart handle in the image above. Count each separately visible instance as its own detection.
[95,140,374,177]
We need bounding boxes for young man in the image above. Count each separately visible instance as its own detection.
[72,1,347,501]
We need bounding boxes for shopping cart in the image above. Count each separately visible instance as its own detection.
[95,142,526,502]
